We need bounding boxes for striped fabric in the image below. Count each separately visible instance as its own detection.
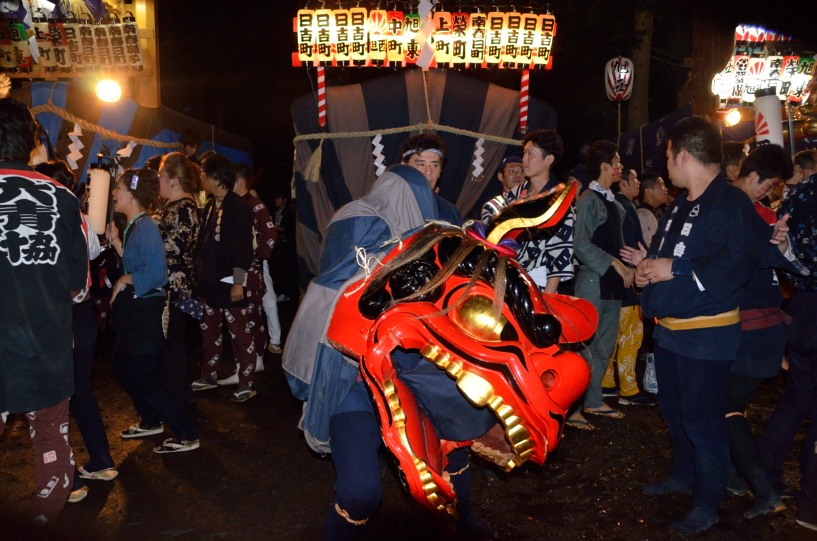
[13,82,252,183]
[291,70,557,281]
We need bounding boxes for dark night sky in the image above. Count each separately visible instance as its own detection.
[156,0,816,199]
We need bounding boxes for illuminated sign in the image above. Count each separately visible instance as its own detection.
[293,7,557,70]
[711,25,816,104]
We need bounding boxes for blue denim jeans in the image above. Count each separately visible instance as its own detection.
[654,345,731,515]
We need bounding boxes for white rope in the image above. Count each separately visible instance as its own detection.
[344,246,386,296]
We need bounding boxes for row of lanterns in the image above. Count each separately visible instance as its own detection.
[711,25,815,105]
[0,11,143,73]
[293,7,557,69]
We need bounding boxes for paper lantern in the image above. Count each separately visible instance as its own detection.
[450,11,468,65]
[605,56,634,102]
[333,9,352,63]
[87,167,112,235]
[290,6,558,70]
[466,12,487,67]
[386,10,405,64]
[48,19,72,70]
[296,10,316,63]
[349,7,368,63]
[754,89,784,146]
[314,9,334,63]
[0,20,17,70]
[8,20,33,70]
[432,11,453,65]
[532,14,556,68]
[403,12,421,64]
[77,18,99,66]
[368,10,388,63]
[121,12,143,70]
[501,12,523,65]
[485,12,505,66]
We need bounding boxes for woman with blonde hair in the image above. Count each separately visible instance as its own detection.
[154,152,201,406]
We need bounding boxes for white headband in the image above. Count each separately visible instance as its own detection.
[402,148,445,160]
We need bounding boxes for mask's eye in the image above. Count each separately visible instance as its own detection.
[450,295,508,341]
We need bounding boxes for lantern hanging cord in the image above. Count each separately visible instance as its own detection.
[293,122,521,146]
[422,70,434,127]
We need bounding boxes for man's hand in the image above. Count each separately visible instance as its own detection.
[620,242,648,267]
[771,214,790,254]
[635,257,674,287]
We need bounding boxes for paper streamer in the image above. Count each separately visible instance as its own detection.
[66,123,84,170]
[116,141,137,158]
[471,137,485,181]
[372,133,386,177]
[415,0,438,69]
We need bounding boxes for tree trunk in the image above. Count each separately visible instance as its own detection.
[629,5,653,130]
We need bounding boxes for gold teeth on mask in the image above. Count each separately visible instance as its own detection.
[381,379,457,517]
[420,344,536,471]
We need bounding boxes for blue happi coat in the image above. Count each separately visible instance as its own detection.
[282,165,461,453]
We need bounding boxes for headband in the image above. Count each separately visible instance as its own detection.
[402,148,445,160]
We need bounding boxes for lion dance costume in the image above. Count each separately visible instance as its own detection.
[284,164,596,539]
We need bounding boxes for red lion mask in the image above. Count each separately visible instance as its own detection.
[327,181,596,516]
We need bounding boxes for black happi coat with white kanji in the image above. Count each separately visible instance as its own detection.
[0,163,88,413]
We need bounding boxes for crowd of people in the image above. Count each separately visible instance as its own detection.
[0,97,296,522]
[1,94,815,539]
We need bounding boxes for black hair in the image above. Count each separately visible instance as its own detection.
[738,143,793,182]
[201,153,236,190]
[179,128,201,148]
[0,98,38,162]
[585,140,619,180]
[234,163,254,190]
[144,154,163,172]
[120,168,160,211]
[668,116,723,166]
[35,160,76,191]
[793,148,817,171]
[522,129,563,164]
[401,133,447,163]
[722,141,746,175]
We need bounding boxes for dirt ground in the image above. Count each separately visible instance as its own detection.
[1,300,813,541]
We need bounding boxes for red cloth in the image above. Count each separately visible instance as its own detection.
[754,201,776,225]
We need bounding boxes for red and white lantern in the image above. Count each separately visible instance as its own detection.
[605,56,634,102]
[754,89,783,146]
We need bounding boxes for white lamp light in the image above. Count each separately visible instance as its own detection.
[95,79,122,103]
[724,108,742,127]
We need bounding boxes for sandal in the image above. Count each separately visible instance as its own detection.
[566,412,596,431]
[583,406,625,419]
